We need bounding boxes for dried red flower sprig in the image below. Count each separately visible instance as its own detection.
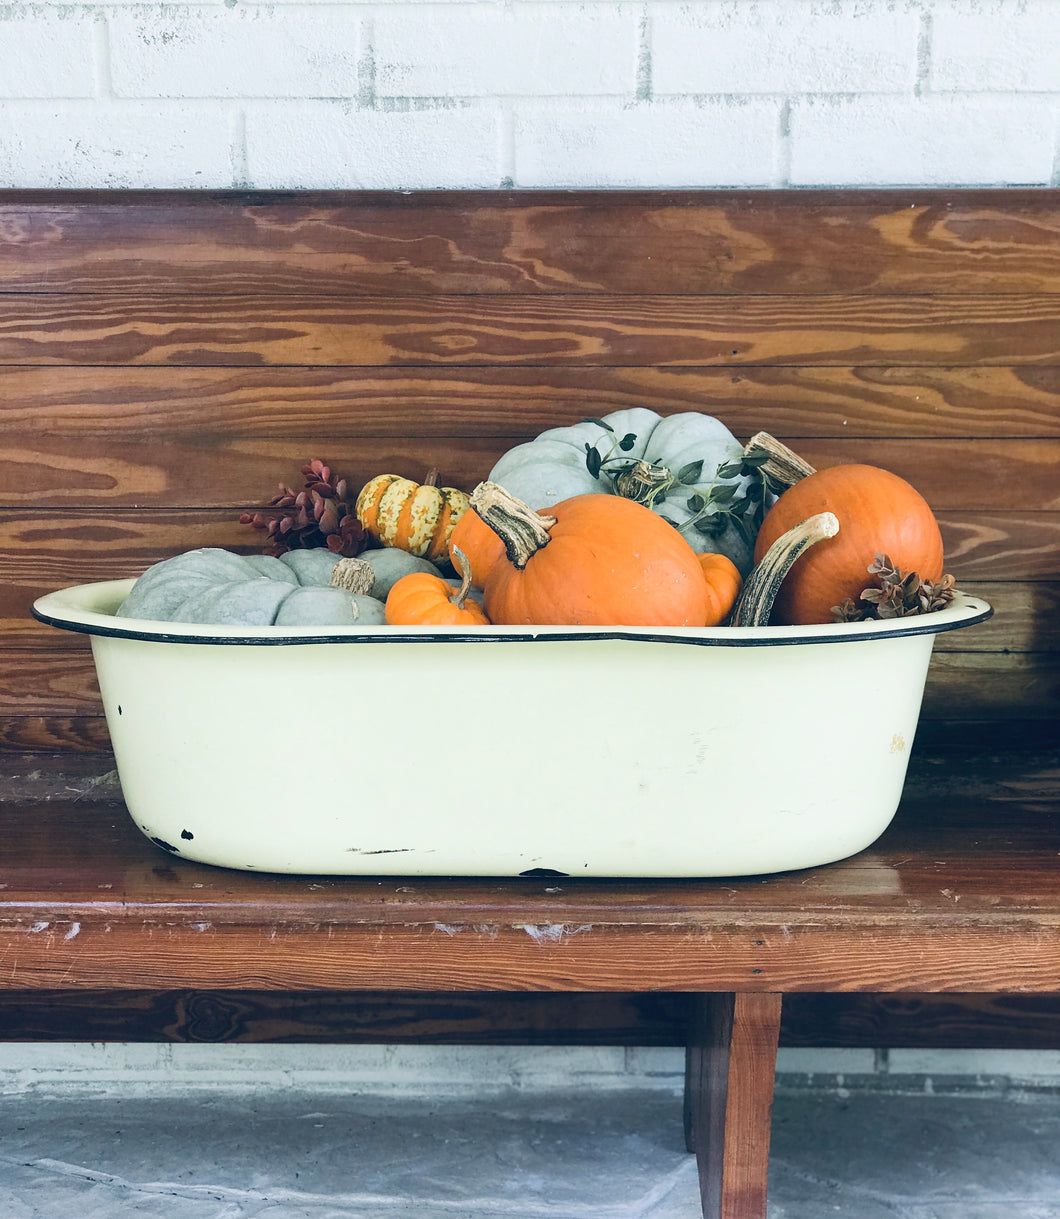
[832,553,958,623]
[239,459,368,557]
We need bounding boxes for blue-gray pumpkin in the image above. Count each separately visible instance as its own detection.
[116,547,400,627]
[487,409,769,574]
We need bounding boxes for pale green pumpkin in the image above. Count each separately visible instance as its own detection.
[273,586,386,626]
[116,547,384,627]
[359,549,443,600]
[487,409,769,574]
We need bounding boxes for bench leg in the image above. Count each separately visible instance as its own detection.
[683,992,782,1219]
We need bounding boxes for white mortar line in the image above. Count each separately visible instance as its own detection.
[915,6,933,97]
[230,106,249,187]
[92,9,114,101]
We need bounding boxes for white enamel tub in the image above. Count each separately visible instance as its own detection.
[34,580,991,878]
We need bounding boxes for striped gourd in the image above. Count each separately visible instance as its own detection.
[355,470,470,565]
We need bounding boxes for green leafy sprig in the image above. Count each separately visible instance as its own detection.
[580,418,785,547]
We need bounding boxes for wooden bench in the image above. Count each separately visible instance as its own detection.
[2,188,1058,1217]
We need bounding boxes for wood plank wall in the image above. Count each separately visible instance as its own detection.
[2,188,1058,753]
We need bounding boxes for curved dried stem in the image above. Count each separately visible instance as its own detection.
[729,512,839,626]
[742,432,817,492]
[469,482,557,571]
[448,546,475,609]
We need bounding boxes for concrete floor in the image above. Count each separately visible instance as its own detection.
[3,1085,1060,1218]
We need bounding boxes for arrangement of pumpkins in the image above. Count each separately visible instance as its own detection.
[117,409,950,631]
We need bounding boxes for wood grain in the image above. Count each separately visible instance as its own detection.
[0,989,691,1045]
[4,437,1059,510]
[687,992,781,1219]
[3,293,1059,367]
[4,988,1059,1050]
[4,190,1058,295]
[3,365,1059,439]
[0,715,113,752]
[780,993,1060,1050]
[5,901,1060,994]
[930,582,1060,653]
[0,189,1055,757]
[937,512,1060,581]
[2,750,1060,998]
[0,651,101,712]
[920,654,1060,719]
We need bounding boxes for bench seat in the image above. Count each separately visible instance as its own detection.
[2,742,1058,1216]
[3,746,1059,996]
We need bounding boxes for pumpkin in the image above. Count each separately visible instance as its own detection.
[273,586,386,626]
[359,548,444,600]
[445,506,568,591]
[697,552,743,627]
[116,546,386,627]
[486,409,768,574]
[355,469,470,565]
[472,482,711,628]
[752,464,945,626]
[445,508,503,589]
[385,547,490,627]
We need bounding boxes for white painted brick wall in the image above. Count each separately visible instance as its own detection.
[0,101,234,188]
[373,5,637,98]
[0,11,97,98]
[6,1043,1060,1098]
[109,9,363,99]
[791,94,1059,185]
[514,98,781,187]
[651,3,921,95]
[931,0,1060,92]
[245,102,501,188]
[0,0,1057,188]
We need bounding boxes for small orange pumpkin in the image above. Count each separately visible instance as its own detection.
[473,483,711,628]
[355,469,469,565]
[697,552,743,626]
[753,463,944,625]
[385,547,490,627]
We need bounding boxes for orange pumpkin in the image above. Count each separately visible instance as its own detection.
[385,547,490,627]
[446,508,505,590]
[355,470,469,565]
[474,483,711,628]
[753,464,944,625]
[697,552,743,626]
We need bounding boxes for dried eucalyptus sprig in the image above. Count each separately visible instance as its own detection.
[579,418,788,548]
[832,553,958,622]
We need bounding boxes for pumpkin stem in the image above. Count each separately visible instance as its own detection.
[729,512,840,627]
[448,546,476,609]
[423,467,439,488]
[742,432,817,491]
[329,556,376,596]
[612,460,673,504]
[469,482,558,571]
